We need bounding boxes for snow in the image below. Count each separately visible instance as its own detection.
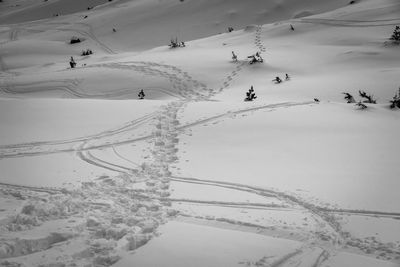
[176,102,400,212]
[114,220,302,267]
[0,98,160,145]
[0,0,400,266]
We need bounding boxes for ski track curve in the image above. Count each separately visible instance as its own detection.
[111,146,141,168]
[0,111,158,159]
[77,148,133,174]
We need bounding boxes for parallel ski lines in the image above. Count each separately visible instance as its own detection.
[0,101,314,158]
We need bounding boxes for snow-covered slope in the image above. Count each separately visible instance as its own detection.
[1,0,353,51]
[0,0,400,266]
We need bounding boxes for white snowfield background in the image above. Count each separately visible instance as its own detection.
[0,0,400,266]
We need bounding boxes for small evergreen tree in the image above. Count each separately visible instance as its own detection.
[342,92,355,103]
[390,26,400,42]
[359,90,376,104]
[389,87,400,109]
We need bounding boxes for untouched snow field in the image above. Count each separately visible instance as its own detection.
[1,0,400,266]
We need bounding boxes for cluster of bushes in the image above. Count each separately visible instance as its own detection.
[81,49,93,56]
[342,90,376,109]
[169,37,185,48]
[342,89,400,109]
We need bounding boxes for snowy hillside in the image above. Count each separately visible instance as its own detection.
[1,0,400,266]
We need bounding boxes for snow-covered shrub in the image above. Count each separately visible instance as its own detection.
[81,49,93,56]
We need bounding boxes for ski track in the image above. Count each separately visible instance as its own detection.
[2,79,183,100]
[58,23,115,54]
[0,181,64,195]
[77,148,132,174]
[166,198,287,210]
[170,175,343,240]
[0,111,157,150]
[0,101,315,159]
[265,247,330,267]
[111,146,141,168]
[167,175,400,260]
[299,17,400,27]
[1,79,85,98]
[268,249,303,267]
